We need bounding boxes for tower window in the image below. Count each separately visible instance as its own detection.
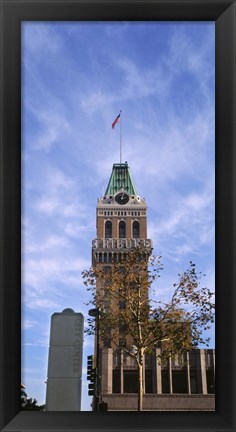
[133,221,140,239]
[119,221,126,238]
[105,220,112,238]
[103,266,111,273]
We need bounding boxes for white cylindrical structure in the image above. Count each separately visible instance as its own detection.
[46,308,84,411]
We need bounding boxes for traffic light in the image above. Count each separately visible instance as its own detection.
[87,355,96,396]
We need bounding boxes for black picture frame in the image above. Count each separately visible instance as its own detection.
[0,0,235,431]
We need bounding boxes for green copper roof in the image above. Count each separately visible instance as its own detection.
[105,162,138,196]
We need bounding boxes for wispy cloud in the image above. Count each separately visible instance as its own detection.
[21,319,37,330]
[22,23,62,56]
[22,22,215,409]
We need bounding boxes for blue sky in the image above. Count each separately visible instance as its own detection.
[21,22,215,410]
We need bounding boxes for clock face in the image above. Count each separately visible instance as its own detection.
[115,192,129,205]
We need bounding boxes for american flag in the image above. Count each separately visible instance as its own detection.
[112,113,121,129]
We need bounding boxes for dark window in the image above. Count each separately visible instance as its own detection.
[113,370,121,393]
[124,370,138,393]
[118,253,122,262]
[206,369,215,394]
[105,220,112,238]
[189,351,197,367]
[145,370,153,393]
[172,370,188,394]
[190,370,198,394]
[145,353,152,368]
[99,253,102,263]
[133,221,140,238]
[205,351,213,368]
[103,266,111,273]
[162,370,170,393]
[119,301,126,310]
[119,221,126,238]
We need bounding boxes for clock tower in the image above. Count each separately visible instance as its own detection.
[91,161,152,407]
[92,161,152,268]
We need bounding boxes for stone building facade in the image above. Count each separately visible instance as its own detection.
[100,348,215,410]
[92,162,215,411]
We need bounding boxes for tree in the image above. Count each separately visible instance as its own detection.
[21,387,45,411]
[82,245,215,411]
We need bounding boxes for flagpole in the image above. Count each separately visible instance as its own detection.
[120,110,122,164]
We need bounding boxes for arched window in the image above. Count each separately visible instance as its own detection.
[105,220,112,238]
[119,221,126,238]
[103,266,111,273]
[133,221,140,238]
